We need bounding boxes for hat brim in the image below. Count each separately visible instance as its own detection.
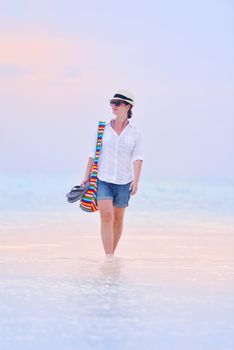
[109,98,134,106]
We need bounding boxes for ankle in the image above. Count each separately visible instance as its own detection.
[105,253,114,258]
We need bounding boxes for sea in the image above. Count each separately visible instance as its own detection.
[0,171,233,233]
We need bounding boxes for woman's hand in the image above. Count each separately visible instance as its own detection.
[130,180,138,195]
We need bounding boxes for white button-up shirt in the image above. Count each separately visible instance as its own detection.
[89,119,143,184]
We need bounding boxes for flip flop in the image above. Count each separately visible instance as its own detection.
[66,182,90,203]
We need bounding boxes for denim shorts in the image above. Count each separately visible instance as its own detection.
[97,178,132,208]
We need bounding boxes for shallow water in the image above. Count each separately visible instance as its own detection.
[0,232,234,350]
[0,172,234,349]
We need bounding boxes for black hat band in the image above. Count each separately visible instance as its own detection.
[113,93,133,102]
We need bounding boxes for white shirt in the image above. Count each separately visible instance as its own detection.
[89,119,143,184]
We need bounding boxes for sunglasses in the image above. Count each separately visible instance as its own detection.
[110,100,128,107]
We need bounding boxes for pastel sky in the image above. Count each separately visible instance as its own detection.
[0,0,233,179]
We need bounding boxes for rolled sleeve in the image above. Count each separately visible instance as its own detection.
[88,143,96,159]
[132,132,143,162]
[88,125,98,159]
[88,149,95,159]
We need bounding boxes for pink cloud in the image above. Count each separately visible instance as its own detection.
[0,31,111,102]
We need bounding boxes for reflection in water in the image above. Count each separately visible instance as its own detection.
[0,253,234,350]
[99,257,122,280]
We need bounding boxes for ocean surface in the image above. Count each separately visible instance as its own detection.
[0,171,233,233]
[0,172,233,350]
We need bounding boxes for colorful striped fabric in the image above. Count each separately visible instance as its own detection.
[80,121,106,212]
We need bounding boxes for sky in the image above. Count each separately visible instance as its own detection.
[0,0,233,180]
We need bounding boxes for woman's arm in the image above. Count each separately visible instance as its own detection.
[130,159,143,195]
[80,157,94,186]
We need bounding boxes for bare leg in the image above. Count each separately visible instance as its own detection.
[98,200,114,255]
[113,207,125,253]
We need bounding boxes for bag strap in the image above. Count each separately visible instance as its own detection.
[94,121,106,164]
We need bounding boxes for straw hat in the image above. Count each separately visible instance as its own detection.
[110,89,134,106]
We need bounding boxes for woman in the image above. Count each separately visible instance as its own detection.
[81,90,143,257]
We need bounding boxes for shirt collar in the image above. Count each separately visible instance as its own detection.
[107,118,132,127]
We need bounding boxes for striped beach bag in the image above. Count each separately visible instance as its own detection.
[80,121,106,212]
